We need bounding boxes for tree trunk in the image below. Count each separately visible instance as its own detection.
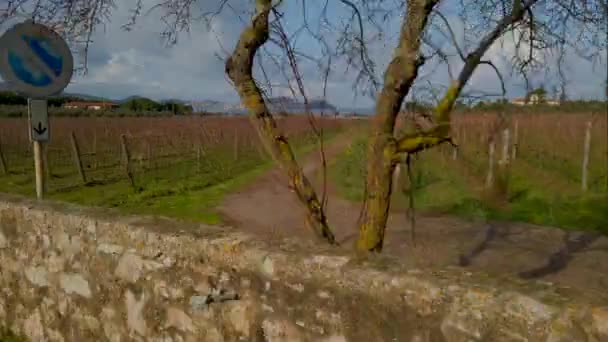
[225,0,336,244]
[356,0,536,252]
[357,0,439,252]
[358,134,398,251]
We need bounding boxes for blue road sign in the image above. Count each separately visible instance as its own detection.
[0,21,73,98]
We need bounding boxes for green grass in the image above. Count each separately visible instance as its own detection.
[332,138,477,213]
[331,136,608,234]
[0,129,342,224]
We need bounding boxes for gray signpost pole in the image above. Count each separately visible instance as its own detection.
[33,129,45,199]
[28,98,49,199]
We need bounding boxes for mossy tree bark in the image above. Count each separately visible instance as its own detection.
[356,0,439,252]
[223,0,536,251]
[356,0,538,252]
[225,0,336,244]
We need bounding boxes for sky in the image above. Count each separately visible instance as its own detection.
[1,0,606,108]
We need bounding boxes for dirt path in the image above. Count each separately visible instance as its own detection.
[218,131,608,303]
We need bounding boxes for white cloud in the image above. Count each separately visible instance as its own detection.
[1,0,605,107]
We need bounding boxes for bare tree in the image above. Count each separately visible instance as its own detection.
[2,0,605,252]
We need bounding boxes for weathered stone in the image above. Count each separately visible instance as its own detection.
[85,221,97,236]
[194,279,213,295]
[310,325,325,335]
[150,333,174,342]
[0,298,6,321]
[41,234,51,249]
[219,271,230,283]
[57,295,69,316]
[240,278,251,289]
[317,290,332,299]
[190,295,210,311]
[103,323,122,342]
[101,307,122,342]
[59,273,92,298]
[46,328,66,342]
[54,231,81,257]
[262,318,305,342]
[98,243,124,255]
[23,309,45,342]
[546,314,588,342]
[46,252,65,273]
[125,290,147,336]
[115,253,144,283]
[25,266,49,287]
[101,307,116,320]
[441,288,496,342]
[72,261,83,271]
[410,331,430,342]
[143,259,165,271]
[169,286,185,300]
[40,297,56,325]
[165,307,195,333]
[0,196,605,342]
[73,310,101,332]
[307,255,350,269]
[502,292,557,326]
[0,231,7,248]
[223,300,256,338]
[260,255,275,278]
[399,277,443,316]
[162,256,174,268]
[154,280,170,298]
[203,327,224,342]
[314,310,342,327]
[286,282,304,293]
[591,307,608,338]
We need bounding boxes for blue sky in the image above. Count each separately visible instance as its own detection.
[1,0,606,108]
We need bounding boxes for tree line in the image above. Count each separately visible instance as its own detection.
[0,91,193,115]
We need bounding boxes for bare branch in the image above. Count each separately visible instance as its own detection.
[434,10,466,61]
[395,0,540,155]
[225,0,337,244]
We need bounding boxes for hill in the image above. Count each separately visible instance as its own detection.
[0,83,354,114]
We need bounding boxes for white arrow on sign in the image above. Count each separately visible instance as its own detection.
[0,21,74,98]
[28,99,49,142]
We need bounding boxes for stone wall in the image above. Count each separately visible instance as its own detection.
[0,193,606,342]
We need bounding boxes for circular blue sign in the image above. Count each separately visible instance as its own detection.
[0,21,74,97]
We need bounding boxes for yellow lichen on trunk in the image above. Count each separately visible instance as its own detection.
[357,135,397,252]
[356,0,439,252]
[225,0,336,244]
[434,80,460,136]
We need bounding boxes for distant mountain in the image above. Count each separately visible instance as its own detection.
[118,95,147,103]
[267,97,338,114]
[189,100,246,113]
[339,107,375,116]
[0,83,369,114]
[161,98,190,104]
[189,97,340,115]
[61,92,113,102]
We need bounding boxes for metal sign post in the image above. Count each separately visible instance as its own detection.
[0,20,73,200]
[28,99,49,198]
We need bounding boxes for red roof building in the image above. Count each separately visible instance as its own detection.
[63,101,119,110]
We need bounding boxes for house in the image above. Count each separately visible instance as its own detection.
[63,101,120,110]
[511,97,528,106]
[511,94,560,106]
